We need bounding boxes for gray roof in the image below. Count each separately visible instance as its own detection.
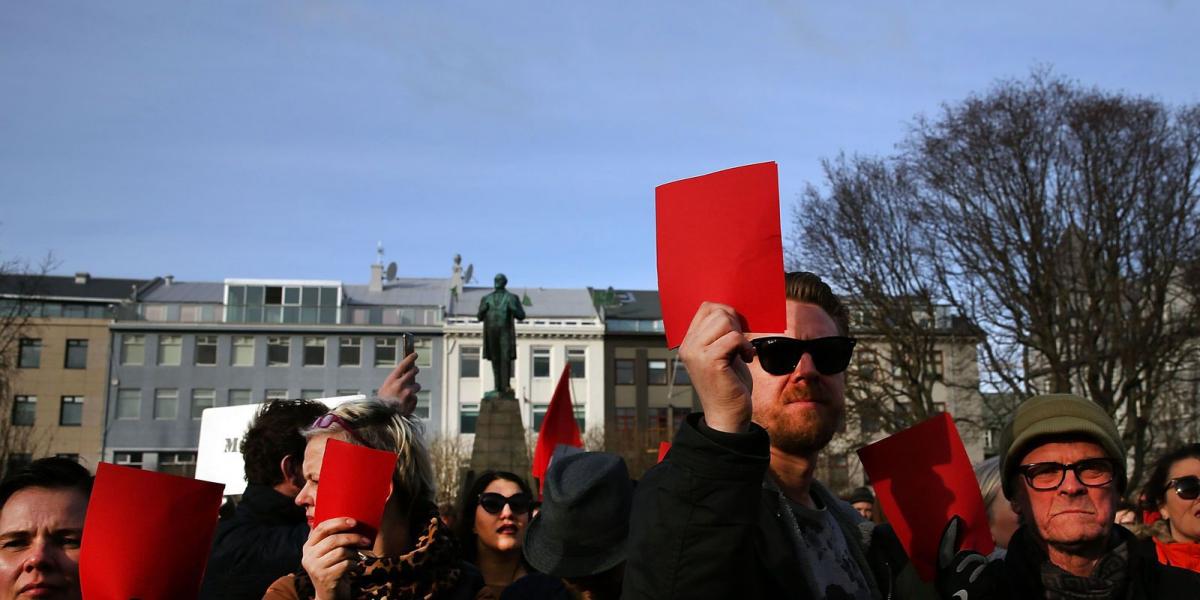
[141,281,224,303]
[594,289,662,320]
[0,274,146,301]
[451,286,599,318]
[344,279,449,306]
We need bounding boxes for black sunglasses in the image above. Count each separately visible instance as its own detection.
[1017,458,1116,491]
[478,492,532,515]
[1167,475,1200,501]
[750,336,857,376]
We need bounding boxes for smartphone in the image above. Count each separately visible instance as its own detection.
[400,332,415,359]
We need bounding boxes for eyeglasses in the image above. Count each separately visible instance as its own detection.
[310,413,371,447]
[478,492,532,515]
[749,336,857,376]
[1167,475,1200,501]
[1017,458,1116,491]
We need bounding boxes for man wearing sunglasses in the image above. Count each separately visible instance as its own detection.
[936,393,1200,599]
[624,272,930,600]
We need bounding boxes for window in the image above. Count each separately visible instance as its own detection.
[414,337,432,368]
[615,359,635,385]
[142,305,167,321]
[567,348,586,378]
[671,406,691,433]
[375,338,397,367]
[414,390,431,419]
[54,453,79,462]
[228,389,252,406]
[338,337,361,366]
[64,339,87,369]
[116,389,140,420]
[301,389,323,400]
[121,335,145,365]
[460,406,479,434]
[267,337,290,366]
[532,348,551,378]
[648,407,669,433]
[532,405,548,432]
[672,361,691,385]
[460,347,480,378]
[17,338,40,368]
[157,335,182,366]
[12,396,35,426]
[154,389,178,420]
[615,407,636,433]
[335,389,359,397]
[265,389,288,401]
[574,406,586,431]
[59,396,84,426]
[194,335,217,366]
[113,452,143,469]
[191,389,215,419]
[158,451,197,478]
[232,336,254,366]
[927,350,944,380]
[648,360,668,385]
[303,337,325,367]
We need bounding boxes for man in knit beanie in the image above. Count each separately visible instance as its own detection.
[936,393,1200,599]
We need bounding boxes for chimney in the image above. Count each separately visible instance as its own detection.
[369,264,383,292]
[164,275,174,286]
[74,272,90,285]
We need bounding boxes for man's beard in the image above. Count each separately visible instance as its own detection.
[754,385,841,455]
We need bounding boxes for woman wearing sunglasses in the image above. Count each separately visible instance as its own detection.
[1142,443,1200,572]
[263,400,483,600]
[456,472,567,600]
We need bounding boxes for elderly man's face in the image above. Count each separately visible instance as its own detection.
[1013,440,1117,549]
[748,300,846,456]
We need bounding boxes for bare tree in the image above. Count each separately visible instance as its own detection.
[428,433,471,509]
[793,71,1200,489]
[0,253,56,475]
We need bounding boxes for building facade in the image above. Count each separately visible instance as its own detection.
[1,273,146,473]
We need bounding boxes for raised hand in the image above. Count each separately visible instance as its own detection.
[677,302,755,433]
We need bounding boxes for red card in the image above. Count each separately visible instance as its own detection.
[656,162,787,348]
[857,413,994,581]
[81,463,224,600]
[313,438,398,543]
[657,441,671,463]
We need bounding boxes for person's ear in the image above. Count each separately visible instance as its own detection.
[280,455,302,487]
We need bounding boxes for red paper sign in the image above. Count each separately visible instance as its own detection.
[857,413,994,581]
[655,162,787,348]
[657,441,671,463]
[313,438,398,543]
[81,463,224,600]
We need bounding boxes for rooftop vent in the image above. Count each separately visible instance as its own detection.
[74,272,90,285]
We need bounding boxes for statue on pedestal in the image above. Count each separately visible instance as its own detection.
[477,273,525,394]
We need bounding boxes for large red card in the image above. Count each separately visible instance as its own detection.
[81,463,224,600]
[656,162,787,348]
[857,413,995,581]
[312,438,398,543]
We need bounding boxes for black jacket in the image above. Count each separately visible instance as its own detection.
[1001,526,1200,599]
[199,484,309,600]
[622,413,933,600]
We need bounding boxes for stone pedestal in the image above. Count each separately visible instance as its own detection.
[467,390,531,485]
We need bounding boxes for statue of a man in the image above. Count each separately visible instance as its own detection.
[477,273,525,393]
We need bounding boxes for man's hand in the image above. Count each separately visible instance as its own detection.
[677,302,755,433]
[378,352,420,416]
[936,516,1008,600]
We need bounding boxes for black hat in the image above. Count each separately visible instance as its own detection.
[847,486,874,505]
[523,452,632,578]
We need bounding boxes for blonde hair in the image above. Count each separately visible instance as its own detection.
[302,399,436,511]
[974,456,1003,519]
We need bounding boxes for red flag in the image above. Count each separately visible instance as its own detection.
[657,441,671,463]
[533,364,583,494]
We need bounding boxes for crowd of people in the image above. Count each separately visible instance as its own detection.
[4,271,1200,599]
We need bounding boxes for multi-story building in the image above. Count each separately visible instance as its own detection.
[1,272,146,473]
[104,265,448,475]
[593,288,696,477]
[441,284,603,440]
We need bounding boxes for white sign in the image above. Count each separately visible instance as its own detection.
[194,395,365,496]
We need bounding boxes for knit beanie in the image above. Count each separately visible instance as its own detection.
[999,393,1126,500]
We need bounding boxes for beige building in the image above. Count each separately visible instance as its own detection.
[1,273,144,473]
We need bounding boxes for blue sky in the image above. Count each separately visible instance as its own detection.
[2,1,1196,290]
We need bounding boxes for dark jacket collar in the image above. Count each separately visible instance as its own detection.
[238,483,306,526]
